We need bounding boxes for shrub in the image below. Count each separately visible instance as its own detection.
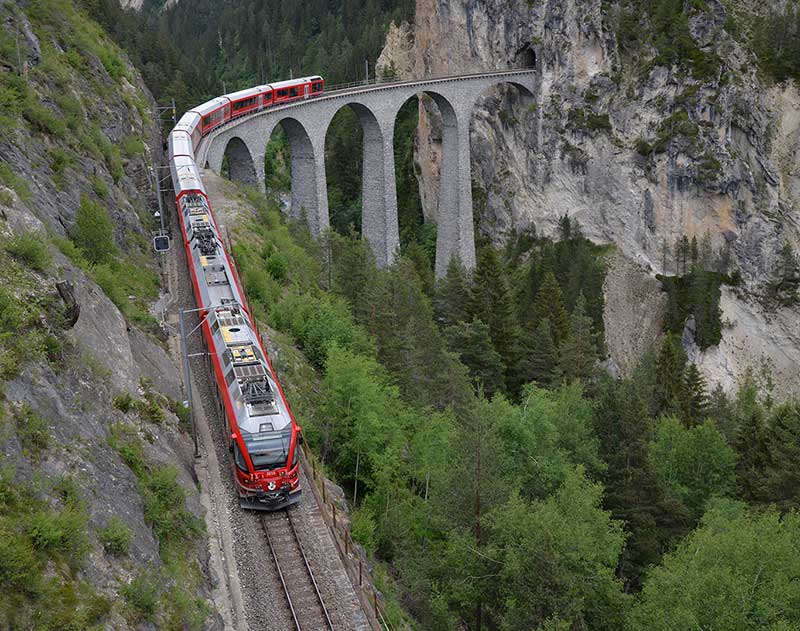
[113,392,136,413]
[0,522,40,590]
[98,516,133,556]
[71,196,117,264]
[0,287,22,332]
[140,466,202,546]
[26,507,89,562]
[121,136,144,158]
[15,405,51,458]
[6,231,51,272]
[0,161,32,202]
[122,573,160,620]
[265,251,288,284]
[350,507,378,556]
[91,175,110,199]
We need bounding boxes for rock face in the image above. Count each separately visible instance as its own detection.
[0,3,218,626]
[396,0,800,397]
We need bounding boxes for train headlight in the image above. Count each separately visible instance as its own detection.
[267,481,277,491]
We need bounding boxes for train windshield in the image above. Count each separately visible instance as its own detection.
[244,427,292,470]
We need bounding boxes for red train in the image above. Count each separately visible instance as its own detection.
[167,75,324,510]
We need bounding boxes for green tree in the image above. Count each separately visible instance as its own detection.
[731,373,771,504]
[680,363,709,426]
[648,417,736,521]
[768,240,799,306]
[444,320,505,397]
[763,401,800,511]
[481,470,628,630]
[71,196,117,264]
[527,319,560,387]
[629,500,800,630]
[434,256,472,328]
[593,377,690,590]
[655,333,687,414]
[468,247,518,384]
[532,270,569,346]
[558,292,598,383]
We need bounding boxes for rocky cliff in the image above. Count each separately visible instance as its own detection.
[379,0,800,398]
[0,0,217,626]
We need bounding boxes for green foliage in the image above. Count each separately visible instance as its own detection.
[751,4,800,84]
[350,507,378,556]
[531,269,570,346]
[270,291,374,368]
[617,0,720,81]
[26,507,89,562]
[99,516,133,556]
[482,470,628,629]
[0,162,32,202]
[91,175,110,199]
[122,573,160,621]
[628,501,800,629]
[71,195,117,264]
[649,417,736,520]
[659,270,724,349]
[5,231,51,272]
[444,320,505,396]
[767,241,799,306]
[655,333,687,414]
[681,363,710,424]
[140,466,203,548]
[15,405,51,459]
[558,292,599,383]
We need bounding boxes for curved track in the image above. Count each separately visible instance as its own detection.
[261,510,335,631]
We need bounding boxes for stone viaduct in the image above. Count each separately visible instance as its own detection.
[196,70,536,276]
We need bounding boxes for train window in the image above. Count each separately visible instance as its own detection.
[225,368,236,387]
[233,97,256,111]
[312,83,322,92]
[233,443,248,472]
[211,320,220,336]
[277,89,287,98]
[289,87,298,97]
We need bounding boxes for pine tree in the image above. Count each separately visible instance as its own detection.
[434,257,472,328]
[656,333,687,414]
[558,293,598,383]
[468,247,519,381]
[732,373,771,504]
[527,318,560,387]
[690,236,699,269]
[681,363,709,426]
[768,241,800,306]
[699,230,713,271]
[444,320,505,397]
[763,401,800,511]
[531,270,569,347]
[594,378,690,590]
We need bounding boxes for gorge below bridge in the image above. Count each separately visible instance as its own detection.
[197,69,537,276]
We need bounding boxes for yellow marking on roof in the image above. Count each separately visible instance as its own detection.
[221,327,233,344]
[200,256,208,267]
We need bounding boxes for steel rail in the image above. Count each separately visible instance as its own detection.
[261,512,335,631]
[287,511,336,631]
[261,515,303,631]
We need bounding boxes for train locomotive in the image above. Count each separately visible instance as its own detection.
[167,75,324,510]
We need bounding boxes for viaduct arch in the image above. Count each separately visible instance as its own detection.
[201,70,536,276]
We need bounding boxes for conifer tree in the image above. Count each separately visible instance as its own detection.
[732,373,771,504]
[468,247,519,379]
[681,363,709,426]
[434,256,472,328]
[763,401,800,511]
[768,241,799,306]
[558,293,598,383]
[690,235,699,269]
[699,230,714,271]
[444,320,505,396]
[531,270,569,347]
[527,319,560,387]
[594,378,690,590]
[656,333,687,414]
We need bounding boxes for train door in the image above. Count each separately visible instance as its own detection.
[303,83,310,100]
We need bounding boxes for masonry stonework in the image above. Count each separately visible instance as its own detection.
[199,71,536,275]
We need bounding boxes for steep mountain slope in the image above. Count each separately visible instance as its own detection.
[380,0,800,397]
[0,0,217,627]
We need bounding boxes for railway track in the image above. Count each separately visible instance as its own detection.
[261,510,335,631]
